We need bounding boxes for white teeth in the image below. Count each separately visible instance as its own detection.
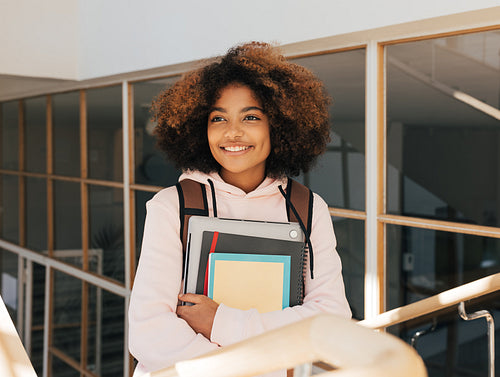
[223,146,250,152]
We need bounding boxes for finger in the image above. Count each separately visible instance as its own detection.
[178,293,204,304]
[176,303,196,317]
[176,305,188,317]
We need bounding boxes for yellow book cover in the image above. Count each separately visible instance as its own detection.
[208,253,291,313]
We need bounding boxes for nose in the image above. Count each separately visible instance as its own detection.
[224,120,244,138]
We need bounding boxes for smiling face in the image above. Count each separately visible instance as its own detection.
[207,84,271,193]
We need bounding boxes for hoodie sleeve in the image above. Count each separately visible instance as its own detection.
[128,187,218,373]
[210,193,351,347]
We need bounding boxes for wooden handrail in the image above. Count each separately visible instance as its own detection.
[0,296,37,377]
[146,314,427,377]
[359,272,500,330]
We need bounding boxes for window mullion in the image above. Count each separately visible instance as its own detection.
[365,40,385,319]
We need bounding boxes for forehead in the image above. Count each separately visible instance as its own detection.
[214,84,262,107]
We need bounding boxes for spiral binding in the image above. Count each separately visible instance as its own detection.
[298,243,308,305]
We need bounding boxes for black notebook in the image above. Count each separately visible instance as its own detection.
[183,216,307,309]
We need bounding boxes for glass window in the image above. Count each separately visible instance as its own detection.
[52,356,80,377]
[87,86,123,181]
[293,49,366,210]
[89,185,124,283]
[53,92,80,176]
[26,177,47,251]
[333,217,365,319]
[87,285,125,377]
[1,101,19,170]
[0,249,19,323]
[30,262,45,376]
[1,174,19,243]
[25,97,47,173]
[87,284,101,375]
[133,77,182,187]
[386,30,500,227]
[52,270,82,362]
[53,181,82,267]
[134,190,156,263]
[386,223,500,375]
[387,224,500,311]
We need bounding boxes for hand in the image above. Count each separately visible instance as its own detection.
[177,294,219,339]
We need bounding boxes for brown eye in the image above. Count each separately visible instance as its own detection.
[210,116,225,122]
[245,115,260,121]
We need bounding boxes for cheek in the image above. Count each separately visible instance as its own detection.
[207,127,222,162]
[207,126,216,150]
[263,128,272,154]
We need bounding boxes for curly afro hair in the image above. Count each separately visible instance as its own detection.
[152,41,331,178]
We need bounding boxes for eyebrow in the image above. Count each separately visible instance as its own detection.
[209,106,264,113]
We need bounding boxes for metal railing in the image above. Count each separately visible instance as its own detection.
[0,239,130,377]
[358,272,500,330]
[359,272,500,377]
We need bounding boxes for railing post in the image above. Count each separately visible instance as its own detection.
[410,318,437,348]
[458,302,495,377]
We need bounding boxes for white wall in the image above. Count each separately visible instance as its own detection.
[1,0,500,81]
[78,0,500,79]
[0,0,79,80]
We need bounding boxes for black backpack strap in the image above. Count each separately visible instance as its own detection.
[280,178,315,279]
[176,179,209,255]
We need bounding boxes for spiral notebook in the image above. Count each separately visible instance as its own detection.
[183,216,306,309]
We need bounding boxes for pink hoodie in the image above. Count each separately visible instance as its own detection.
[128,171,351,376]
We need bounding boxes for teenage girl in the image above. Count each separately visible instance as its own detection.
[128,42,351,376]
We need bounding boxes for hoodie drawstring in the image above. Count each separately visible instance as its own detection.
[207,179,218,217]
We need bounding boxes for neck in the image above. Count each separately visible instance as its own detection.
[219,169,266,193]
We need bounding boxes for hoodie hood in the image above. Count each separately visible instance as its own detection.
[179,170,288,199]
